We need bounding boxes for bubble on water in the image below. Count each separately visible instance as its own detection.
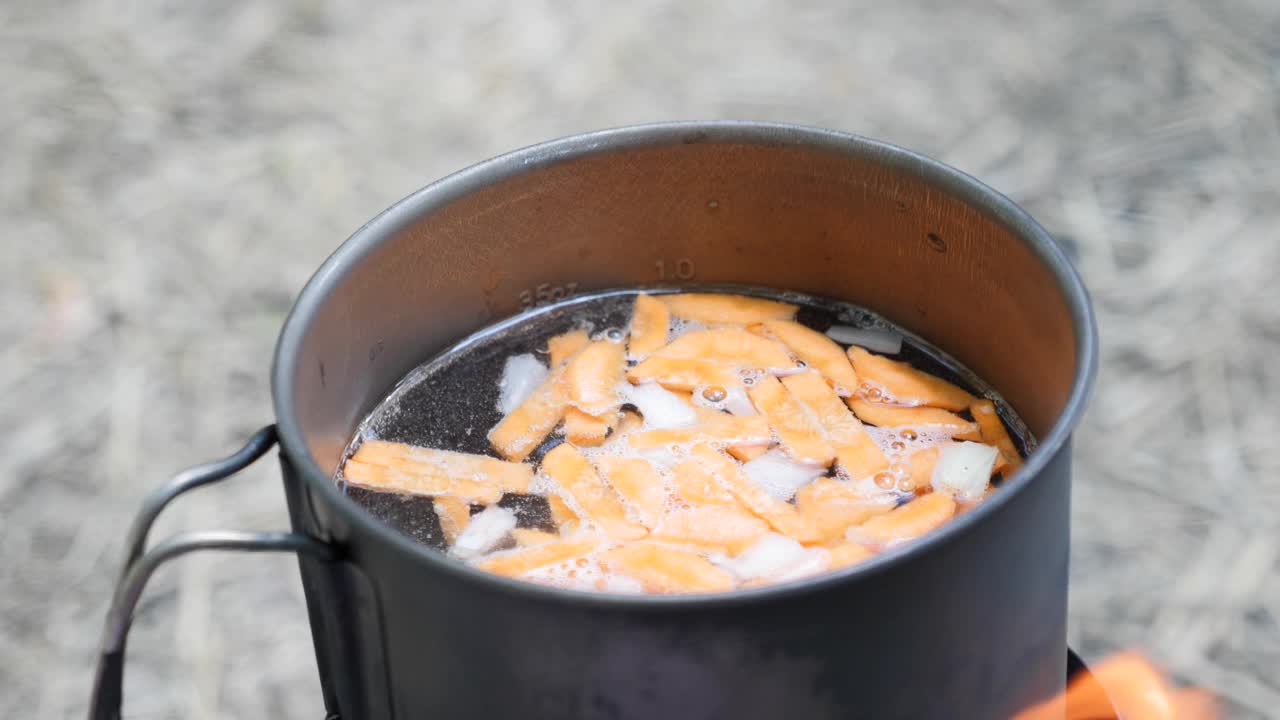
[873,472,895,489]
[890,440,905,451]
[606,328,625,342]
[890,463,908,477]
[702,385,728,402]
[901,429,918,441]
[896,477,916,492]
[867,387,883,401]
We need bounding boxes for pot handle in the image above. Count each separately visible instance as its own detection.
[88,425,338,720]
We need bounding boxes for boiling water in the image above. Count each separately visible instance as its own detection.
[338,287,1034,576]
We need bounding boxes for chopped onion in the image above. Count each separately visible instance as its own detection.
[721,533,808,579]
[741,449,826,500]
[931,442,1000,500]
[453,506,517,559]
[772,548,831,582]
[825,325,903,354]
[722,385,757,416]
[618,382,697,429]
[496,354,548,414]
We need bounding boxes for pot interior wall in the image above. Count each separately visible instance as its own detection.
[285,139,1077,475]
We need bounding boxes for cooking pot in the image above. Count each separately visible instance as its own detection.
[90,121,1098,719]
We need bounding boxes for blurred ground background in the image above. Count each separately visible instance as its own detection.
[3,1,1279,718]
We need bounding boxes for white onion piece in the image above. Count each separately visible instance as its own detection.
[931,442,1000,500]
[722,385,757,416]
[825,325,904,354]
[496,354,548,414]
[772,547,831,582]
[453,506,517,559]
[721,533,808,579]
[741,449,826,500]
[619,382,697,429]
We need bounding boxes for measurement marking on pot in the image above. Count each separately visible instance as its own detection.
[518,282,578,310]
[655,258,696,280]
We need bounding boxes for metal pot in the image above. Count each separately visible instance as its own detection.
[91,122,1098,720]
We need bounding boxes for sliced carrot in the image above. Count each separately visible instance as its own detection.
[626,356,740,392]
[727,445,769,462]
[748,375,835,467]
[564,407,618,447]
[970,399,1023,476]
[846,346,976,410]
[654,328,794,370]
[651,505,769,554]
[547,329,590,368]
[828,542,875,569]
[794,479,895,542]
[342,460,492,503]
[847,492,956,547]
[628,294,670,357]
[433,495,472,544]
[599,542,736,593]
[657,293,798,325]
[846,398,979,438]
[753,320,859,393]
[905,446,942,493]
[782,371,889,479]
[593,456,667,529]
[670,457,743,507]
[352,440,533,493]
[564,340,625,416]
[487,367,569,461]
[688,445,821,543]
[477,538,600,577]
[627,415,771,449]
[540,444,647,541]
[511,528,559,547]
[546,493,581,533]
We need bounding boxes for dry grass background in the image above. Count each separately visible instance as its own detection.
[3,1,1278,718]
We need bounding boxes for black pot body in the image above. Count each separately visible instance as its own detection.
[270,122,1097,720]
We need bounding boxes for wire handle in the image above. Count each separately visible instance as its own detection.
[88,425,336,720]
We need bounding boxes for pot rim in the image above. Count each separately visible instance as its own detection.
[271,120,1098,609]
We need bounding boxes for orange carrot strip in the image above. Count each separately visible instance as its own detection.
[847,492,956,547]
[342,459,502,504]
[540,444,647,541]
[905,446,942,493]
[627,415,771,449]
[352,440,532,493]
[593,456,667,529]
[654,328,794,370]
[477,538,600,577]
[488,369,569,461]
[828,542,876,569]
[970,399,1023,476]
[753,320,859,393]
[433,496,472,544]
[782,371,889,479]
[727,445,769,463]
[689,445,821,543]
[546,493,581,533]
[657,293,797,325]
[564,407,618,447]
[748,375,835,467]
[651,506,769,554]
[599,542,736,593]
[626,357,741,392]
[846,346,976,410]
[547,329,590,368]
[794,478,895,543]
[511,528,559,547]
[628,294,670,357]
[670,457,743,507]
[846,398,979,438]
[564,340,625,416]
